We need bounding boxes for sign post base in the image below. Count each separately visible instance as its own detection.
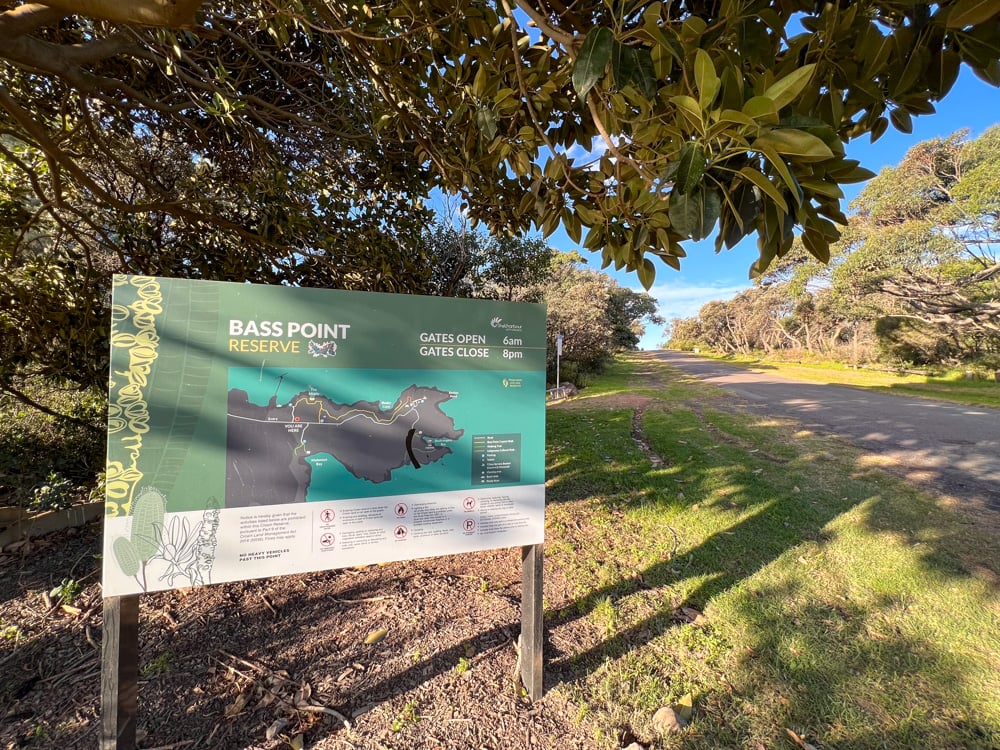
[520,543,544,700]
[101,595,139,750]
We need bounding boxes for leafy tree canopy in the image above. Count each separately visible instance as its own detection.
[2,0,999,290]
[667,127,1000,367]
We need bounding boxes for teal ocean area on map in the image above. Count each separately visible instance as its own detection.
[227,367,544,502]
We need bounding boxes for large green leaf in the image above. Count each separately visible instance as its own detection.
[756,144,803,206]
[801,229,831,262]
[742,96,779,124]
[613,43,656,97]
[694,49,720,109]
[754,129,834,161]
[893,46,929,96]
[763,64,816,110]
[724,183,759,249]
[674,142,706,195]
[573,27,614,98]
[889,107,913,134]
[739,166,788,213]
[637,258,656,289]
[669,186,721,241]
[946,0,1000,28]
[476,107,498,141]
[671,95,703,129]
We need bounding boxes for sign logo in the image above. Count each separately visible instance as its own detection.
[490,316,523,332]
[308,340,338,358]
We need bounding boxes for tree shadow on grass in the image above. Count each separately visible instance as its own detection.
[538,400,1000,748]
[5,389,999,749]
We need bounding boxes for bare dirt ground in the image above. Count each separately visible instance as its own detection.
[0,520,605,750]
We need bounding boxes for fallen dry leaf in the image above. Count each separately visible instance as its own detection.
[293,682,313,708]
[364,628,387,645]
[224,691,250,719]
[680,607,707,627]
[673,692,694,721]
[266,717,288,740]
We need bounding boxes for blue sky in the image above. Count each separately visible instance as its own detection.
[544,70,1000,349]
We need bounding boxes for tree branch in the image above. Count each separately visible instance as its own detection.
[0,4,65,39]
[39,0,202,28]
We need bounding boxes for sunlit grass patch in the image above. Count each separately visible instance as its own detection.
[545,356,1000,749]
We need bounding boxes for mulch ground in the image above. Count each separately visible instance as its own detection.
[0,520,606,750]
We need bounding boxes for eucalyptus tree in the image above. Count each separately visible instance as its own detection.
[607,285,663,350]
[848,127,1000,363]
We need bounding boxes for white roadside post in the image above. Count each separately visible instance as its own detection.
[556,333,562,393]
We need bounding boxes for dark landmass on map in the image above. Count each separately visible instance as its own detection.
[226,389,304,507]
[225,385,464,507]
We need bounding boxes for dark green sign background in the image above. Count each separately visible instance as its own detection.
[106,276,547,517]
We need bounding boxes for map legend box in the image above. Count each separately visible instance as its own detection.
[472,434,522,485]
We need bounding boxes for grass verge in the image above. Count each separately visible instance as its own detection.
[684,353,1000,409]
[545,354,1000,749]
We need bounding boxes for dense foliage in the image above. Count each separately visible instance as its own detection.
[1,0,996,497]
[3,0,1000,290]
[540,252,662,382]
[666,128,1000,370]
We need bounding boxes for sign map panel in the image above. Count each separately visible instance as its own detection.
[102,276,546,596]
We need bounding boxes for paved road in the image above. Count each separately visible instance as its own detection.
[653,351,1000,510]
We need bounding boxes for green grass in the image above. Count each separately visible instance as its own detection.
[691,353,1000,409]
[546,355,1000,749]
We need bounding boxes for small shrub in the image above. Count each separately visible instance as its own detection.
[30,472,75,512]
[0,377,105,508]
[49,578,82,605]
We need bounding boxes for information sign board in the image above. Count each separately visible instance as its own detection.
[103,276,546,596]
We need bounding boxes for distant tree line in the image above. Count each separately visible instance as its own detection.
[666,128,1000,372]
[420,228,662,384]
